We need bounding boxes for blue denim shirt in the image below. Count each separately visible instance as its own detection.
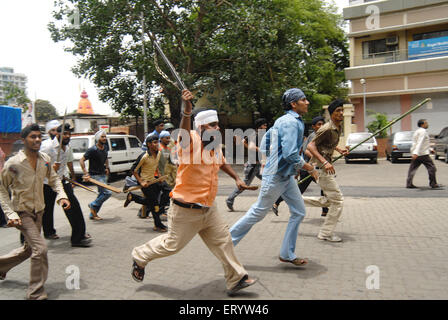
[260,110,306,177]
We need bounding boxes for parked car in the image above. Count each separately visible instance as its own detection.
[434,126,448,163]
[70,134,143,176]
[386,131,414,163]
[344,132,378,164]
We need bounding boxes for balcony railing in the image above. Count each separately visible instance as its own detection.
[356,50,408,66]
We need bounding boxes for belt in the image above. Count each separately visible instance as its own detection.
[172,199,203,210]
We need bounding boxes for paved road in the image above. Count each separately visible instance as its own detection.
[1,157,447,300]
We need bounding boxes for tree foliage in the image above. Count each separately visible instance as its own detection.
[0,83,31,107]
[35,99,59,122]
[49,0,348,126]
[367,110,389,138]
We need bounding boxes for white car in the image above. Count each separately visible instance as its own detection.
[344,132,378,164]
[70,134,143,176]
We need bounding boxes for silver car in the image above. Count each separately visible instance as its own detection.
[386,131,414,163]
[344,132,378,164]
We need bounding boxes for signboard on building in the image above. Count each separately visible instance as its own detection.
[408,36,448,60]
[21,102,35,128]
[99,124,110,133]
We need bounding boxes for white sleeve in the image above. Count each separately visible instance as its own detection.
[413,130,425,156]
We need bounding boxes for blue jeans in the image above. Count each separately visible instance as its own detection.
[230,174,306,261]
[89,175,112,214]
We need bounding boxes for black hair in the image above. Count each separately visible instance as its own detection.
[417,119,426,127]
[153,120,164,127]
[57,123,73,133]
[21,124,41,138]
[254,118,267,129]
[145,134,159,144]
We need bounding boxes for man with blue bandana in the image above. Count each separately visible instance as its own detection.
[230,88,318,266]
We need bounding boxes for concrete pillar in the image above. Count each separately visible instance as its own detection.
[350,98,364,132]
[400,94,412,131]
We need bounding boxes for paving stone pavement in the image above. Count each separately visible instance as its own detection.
[1,158,447,300]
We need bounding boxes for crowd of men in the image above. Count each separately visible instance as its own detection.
[0,87,443,300]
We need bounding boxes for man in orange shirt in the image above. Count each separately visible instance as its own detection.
[131,90,258,296]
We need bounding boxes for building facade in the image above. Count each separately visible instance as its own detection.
[0,67,27,103]
[343,0,448,135]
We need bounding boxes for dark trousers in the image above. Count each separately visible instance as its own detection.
[130,183,166,228]
[406,155,438,187]
[0,205,6,226]
[62,181,87,244]
[42,185,57,237]
[275,170,329,214]
[227,163,262,205]
[158,181,172,214]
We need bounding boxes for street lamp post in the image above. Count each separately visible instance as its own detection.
[141,12,148,137]
[360,78,367,131]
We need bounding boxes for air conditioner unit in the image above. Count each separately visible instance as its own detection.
[386,36,398,45]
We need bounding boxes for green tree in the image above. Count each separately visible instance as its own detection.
[367,110,389,138]
[48,0,348,126]
[35,99,59,122]
[0,83,31,107]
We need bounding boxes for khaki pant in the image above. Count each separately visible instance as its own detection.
[0,211,48,300]
[132,201,247,290]
[302,170,344,238]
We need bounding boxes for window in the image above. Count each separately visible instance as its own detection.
[71,138,89,153]
[395,132,414,142]
[413,30,448,41]
[348,133,375,144]
[362,39,398,59]
[439,127,448,138]
[110,138,126,151]
[129,137,141,148]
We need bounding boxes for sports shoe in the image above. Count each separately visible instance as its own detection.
[226,200,234,212]
[317,234,342,242]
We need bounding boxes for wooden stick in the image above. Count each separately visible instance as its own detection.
[66,179,98,194]
[125,175,168,192]
[87,177,122,193]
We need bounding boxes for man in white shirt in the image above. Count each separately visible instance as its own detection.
[406,119,442,189]
[40,123,92,247]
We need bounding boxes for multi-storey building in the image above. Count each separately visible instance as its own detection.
[0,67,27,103]
[343,0,448,135]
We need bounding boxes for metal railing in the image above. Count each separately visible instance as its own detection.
[354,49,408,66]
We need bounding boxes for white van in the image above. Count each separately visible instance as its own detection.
[70,134,143,176]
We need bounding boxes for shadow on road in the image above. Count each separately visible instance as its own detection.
[244,259,328,280]
[136,279,259,299]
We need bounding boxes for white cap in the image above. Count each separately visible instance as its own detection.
[46,120,60,132]
[95,130,106,142]
[194,110,219,128]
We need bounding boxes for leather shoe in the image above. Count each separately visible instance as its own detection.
[406,184,417,189]
[431,184,444,189]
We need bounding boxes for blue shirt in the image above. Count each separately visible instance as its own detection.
[260,110,306,177]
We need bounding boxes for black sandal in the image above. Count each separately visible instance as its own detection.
[131,261,145,282]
